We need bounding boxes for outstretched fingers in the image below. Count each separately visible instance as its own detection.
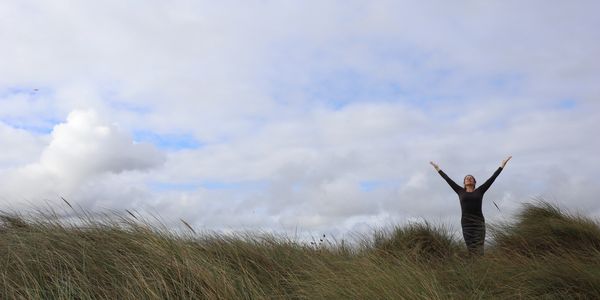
[430,161,440,171]
[501,156,512,167]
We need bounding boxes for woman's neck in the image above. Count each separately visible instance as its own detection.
[465,186,475,192]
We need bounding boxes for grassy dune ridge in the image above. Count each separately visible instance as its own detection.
[1,201,599,299]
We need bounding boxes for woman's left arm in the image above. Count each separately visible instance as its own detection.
[478,156,511,193]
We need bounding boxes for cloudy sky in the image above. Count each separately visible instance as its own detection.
[1,1,599,238]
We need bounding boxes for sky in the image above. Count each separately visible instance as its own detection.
[1,1,599,240]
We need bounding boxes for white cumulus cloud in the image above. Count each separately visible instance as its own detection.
[0,109,165,205]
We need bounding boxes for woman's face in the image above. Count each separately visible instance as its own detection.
[464,175,476,186]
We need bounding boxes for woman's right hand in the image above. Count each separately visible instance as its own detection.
[430,161,440,172]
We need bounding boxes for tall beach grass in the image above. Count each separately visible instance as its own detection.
[1,200,599,299]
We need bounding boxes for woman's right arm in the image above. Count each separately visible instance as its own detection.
[431,161,462,194]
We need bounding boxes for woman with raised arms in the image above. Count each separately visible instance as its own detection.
[430,156,512,256]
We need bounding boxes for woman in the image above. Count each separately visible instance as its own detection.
[430,156,512,256]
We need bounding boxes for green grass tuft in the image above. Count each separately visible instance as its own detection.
[372,222,462,261]
[491,200,600,256]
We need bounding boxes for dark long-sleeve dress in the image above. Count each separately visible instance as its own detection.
[438,167,503,255]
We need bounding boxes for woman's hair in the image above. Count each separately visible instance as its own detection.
[464,174,476,187]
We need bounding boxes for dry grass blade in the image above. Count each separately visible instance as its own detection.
[180,218,196,234]
[126,209,138,220]
[61,196,74,209]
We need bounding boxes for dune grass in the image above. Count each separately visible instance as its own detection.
[1,200,599,299]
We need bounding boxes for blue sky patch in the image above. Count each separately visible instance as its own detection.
[359,180,380,192]
[488,72,525,92]
[148,181,200,192]
[133,131,202,150]
[304,69,413,109]
[557,99,577,110]
[1,86,59,134]
[0,117,59,134]
[1,87,39,97]
[200,180,269,191]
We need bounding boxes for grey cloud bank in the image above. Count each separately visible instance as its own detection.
[0,1,599,237]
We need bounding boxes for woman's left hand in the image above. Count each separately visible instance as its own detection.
[501,156,512,168]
